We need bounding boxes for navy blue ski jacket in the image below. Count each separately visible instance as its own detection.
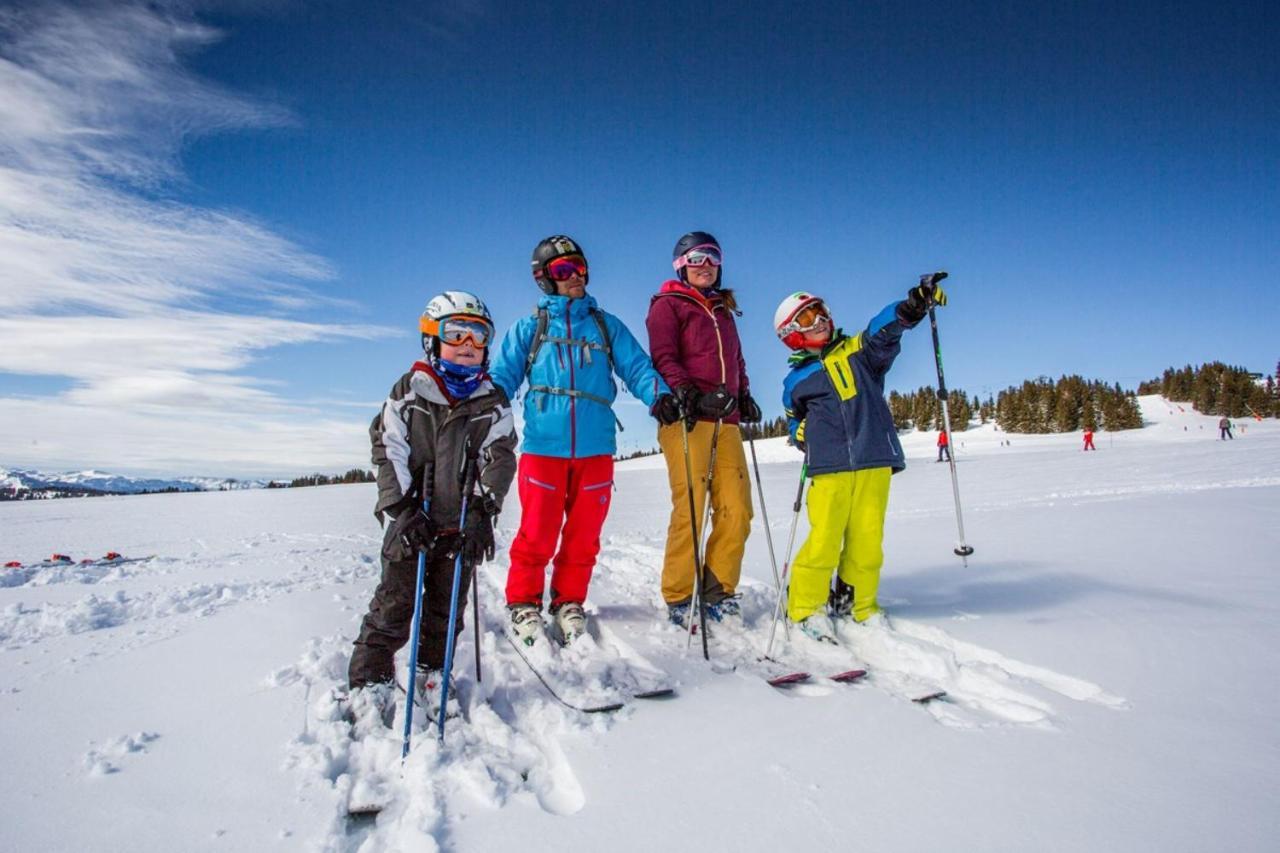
[782,301,916,476]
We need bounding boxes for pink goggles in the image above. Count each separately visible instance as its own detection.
[672,244,723,272]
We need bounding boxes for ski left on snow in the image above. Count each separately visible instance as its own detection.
[504,630,675,713]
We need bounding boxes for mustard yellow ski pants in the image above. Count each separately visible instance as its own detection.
[788,467,892,623]
[658,421,753,605]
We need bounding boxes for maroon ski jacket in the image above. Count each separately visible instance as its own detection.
[645,280,750,425]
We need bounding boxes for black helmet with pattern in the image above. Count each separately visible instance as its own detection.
[531,235,588,294]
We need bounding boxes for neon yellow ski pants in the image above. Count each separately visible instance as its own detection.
[788,467,892,623]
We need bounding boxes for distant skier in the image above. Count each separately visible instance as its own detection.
[348,291,517,720]
[1083,428,1096,451]
[774,274,948,641]
[1219,417,1233,440]
[646,231,761,629]
[937,429,951,462]
[490,236,672,647]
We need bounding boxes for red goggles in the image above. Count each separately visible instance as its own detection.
[420,315,493,347]
[544,254,588,282]
[673,244,722,271]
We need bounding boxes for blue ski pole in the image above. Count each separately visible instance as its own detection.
[401,500,430,761]
[437,453,479,742]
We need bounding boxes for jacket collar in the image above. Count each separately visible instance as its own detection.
[657,279,723,308]
[409,360,494,405]
[537,292,599,319]
[787,330,848,366]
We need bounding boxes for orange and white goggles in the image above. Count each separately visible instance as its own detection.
[419,315,494,348]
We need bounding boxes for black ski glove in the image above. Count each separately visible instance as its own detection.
[461,494,499,567]
[739,392,763,424]
[674,385,699,415]
[896,271,949,327]
[675,385,701,429]
[696,385,738,420]
[388,502,436,553]
[650,393,682,426]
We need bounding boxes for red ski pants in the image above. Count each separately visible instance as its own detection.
[505,453,614,609]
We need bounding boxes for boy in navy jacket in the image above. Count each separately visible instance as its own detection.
[773,275,947,640]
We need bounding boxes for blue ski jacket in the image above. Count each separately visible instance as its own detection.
[782,301,916,476]
[490,293,668,459]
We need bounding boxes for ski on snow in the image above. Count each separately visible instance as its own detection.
[762,628,951,704]
[3,552,155,570]
[764,667,869,688]
[504,631,675,713]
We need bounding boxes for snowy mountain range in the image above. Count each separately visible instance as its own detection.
[0,467,271,498]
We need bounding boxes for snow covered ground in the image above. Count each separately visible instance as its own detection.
[2,397,1277,852]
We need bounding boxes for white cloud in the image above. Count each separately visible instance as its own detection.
[0,2,393,477]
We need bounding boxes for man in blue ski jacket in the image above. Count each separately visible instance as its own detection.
[489,235,677,647]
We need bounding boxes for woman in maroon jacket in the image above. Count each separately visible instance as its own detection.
[645,231,762,627]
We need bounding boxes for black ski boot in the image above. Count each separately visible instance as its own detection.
[827,579,854,620]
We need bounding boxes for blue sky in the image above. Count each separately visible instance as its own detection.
[1,0,1276,476]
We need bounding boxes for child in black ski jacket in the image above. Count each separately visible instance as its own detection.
[348,291,517,708]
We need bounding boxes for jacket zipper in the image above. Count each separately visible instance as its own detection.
[566,308,577,458]
[824,364,857,470]
[670,291,728,385]
[702,302,727,384]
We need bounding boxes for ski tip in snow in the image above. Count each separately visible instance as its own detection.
[912,689,948,704]
[582,701,626,714]
[346,802,384,819]
[829,669,868,683]
[632,687,676,700]
[767,672,812,687]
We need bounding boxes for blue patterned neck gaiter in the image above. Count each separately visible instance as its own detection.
[432,356,485,400]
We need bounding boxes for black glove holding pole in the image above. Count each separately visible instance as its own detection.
[896,271,949,327]
[739,391,763,424]
[696,385,737,420]
[461,493,499,566]
[650,393,682,426]
[674,385,700,429]
[388,496,436,553]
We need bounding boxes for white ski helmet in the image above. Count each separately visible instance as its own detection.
[419,290,494,357]
[773,291,830,350]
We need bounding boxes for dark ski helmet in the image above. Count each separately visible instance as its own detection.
[531,235,588,294]
[672,231,721,285]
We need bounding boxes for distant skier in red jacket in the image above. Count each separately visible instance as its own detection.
[1083,428,1096,451]
[936,430,950,462]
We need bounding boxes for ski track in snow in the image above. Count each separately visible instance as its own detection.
[886,475,1280,519]
[262,520,1133,851]
[0,495,1132,850]
[0,549,380,651]
[4,397,1275,851]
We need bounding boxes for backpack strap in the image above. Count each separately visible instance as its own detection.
[521,306,624,431]
[525,307,550,375]
[588,308,616,375]
[522,306,615,374]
